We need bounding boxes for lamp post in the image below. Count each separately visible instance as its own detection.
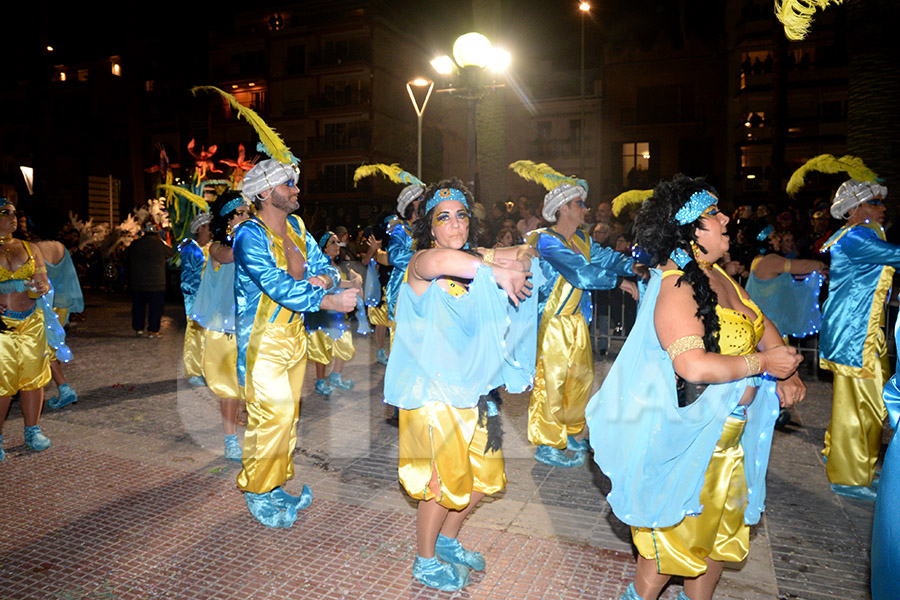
[431,32,510,194]
[405,78,434,180]
[579,2,591,177]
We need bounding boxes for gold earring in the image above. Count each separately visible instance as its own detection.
[690,240,712,270]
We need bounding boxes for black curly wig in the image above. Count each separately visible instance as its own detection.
[209,190,247,246]
[411,177,481,255]
[634,174,722,352]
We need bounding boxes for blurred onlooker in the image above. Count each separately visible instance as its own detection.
[594,200,612,225]
[126,222,175,337]
[614,232,633,255]
[591,222,612,248]
[494,227,521,247]
[515,195,542,237]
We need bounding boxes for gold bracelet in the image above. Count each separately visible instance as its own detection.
[744,353,761,377]
[783,259,792,273]
[482,248,495,266]
[34,265,47,274]
[666,335,704,361]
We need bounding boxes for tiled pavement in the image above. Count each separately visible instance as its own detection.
[0,291,888,599]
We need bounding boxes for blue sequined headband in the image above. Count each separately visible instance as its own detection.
[318,231,336,250]
[220,197,247,217]
[674,190,718,225]
[425,187,469,214]
[756,224,774,242]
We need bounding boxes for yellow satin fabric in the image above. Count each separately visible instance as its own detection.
[824,346,889,486]
[201,329,241,400]
[48,307,69,362]
[307,329,355,364]
[182,319,205,378]
[528,312,593,448]
[367,298,392,328]
[398,402,506,510]
[237,320,308,494]
[632,416,749,577]
[0,309,51,396]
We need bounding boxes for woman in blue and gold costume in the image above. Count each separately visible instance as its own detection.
[0,197,70,460]
[190,191,250,461]
[384,178,539,592]
[586,175,805,600]
[306,231,361,396]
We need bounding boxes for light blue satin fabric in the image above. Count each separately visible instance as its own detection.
[872,317,900,600]
[40,285,73,363]
[745,271,824,338]
[363,259,381,307]
[532,228,634,323]
[191,262,236,334]
[179,239,207,317]
[385,216,414,321]
[45,248,84,319]
[384,264,542,410]
[820,223,900,370]
[585,269,779,528]
[233,215,339,387]
[304,257,351,340]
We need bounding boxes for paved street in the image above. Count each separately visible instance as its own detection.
[0,290,887,599]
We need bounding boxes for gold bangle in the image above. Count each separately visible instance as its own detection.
[34,265,47,274]
[744,353,761,377]
[666,335,705,361]
[783,259,792,273]
[482,248,495,266]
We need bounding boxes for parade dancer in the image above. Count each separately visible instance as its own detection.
[384,179,538,591]
[190,191,250,461]
[586,175,804,600]
[511,161,641,467]
[179,212,211,386]
[818,179,899,500]
[234,159,357,527]
[306,231,361,396]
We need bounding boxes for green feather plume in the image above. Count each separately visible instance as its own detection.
[612,189,653,217]
[775,0,844,41]
[509,160,586,192]
[786,154,879,196]
[158,184,210,212]
[353,163,423,187]
[192,86,294,165]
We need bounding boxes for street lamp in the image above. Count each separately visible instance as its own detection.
[406,78,434,180]
[579,2,591,177]
[431,32,510,192]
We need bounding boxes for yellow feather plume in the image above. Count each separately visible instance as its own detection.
[509,160,584,192]
[353,163,423,187]
[612,189,653,217]
[786,154,879,196]
[192,86,293,165]
[158,184,210,212]
[775,0,844,41]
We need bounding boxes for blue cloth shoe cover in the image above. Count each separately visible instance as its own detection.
[376,348,389,365]
[566,435,588,452]
[676,591,693,600]
[244,491,297,528]
[314,379,334,396]
[535,445,585,468]
[24,426,50,451]
[618,583,646,600]
[0,434,5,462]
[435,534,486,571]
[48,384,78,409]
[224,434,242,462]
[328,371,354,390]
[831,483,877,501]
[412,555,470,591]
[270,485,313,512]
[188,375,207,387]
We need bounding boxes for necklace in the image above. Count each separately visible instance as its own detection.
[0,234,13,254]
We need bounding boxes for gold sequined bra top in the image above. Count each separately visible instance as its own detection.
[0,240,35,282]
[662,266,764,356]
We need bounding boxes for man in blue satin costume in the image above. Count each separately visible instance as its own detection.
[232,159,358,528]
[525,182,641,467]
[179,212,211,386]
[819,179,898,500]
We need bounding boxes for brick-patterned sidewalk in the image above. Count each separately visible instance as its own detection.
[0,291,885,599]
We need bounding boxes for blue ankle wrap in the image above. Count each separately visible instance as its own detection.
[435,534,486,571]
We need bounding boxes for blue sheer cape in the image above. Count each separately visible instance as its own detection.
[45,248,84,317]
[191,262,236,334]
[745,271,824,338]
[585,269,779,528]
[384,264,542,410]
